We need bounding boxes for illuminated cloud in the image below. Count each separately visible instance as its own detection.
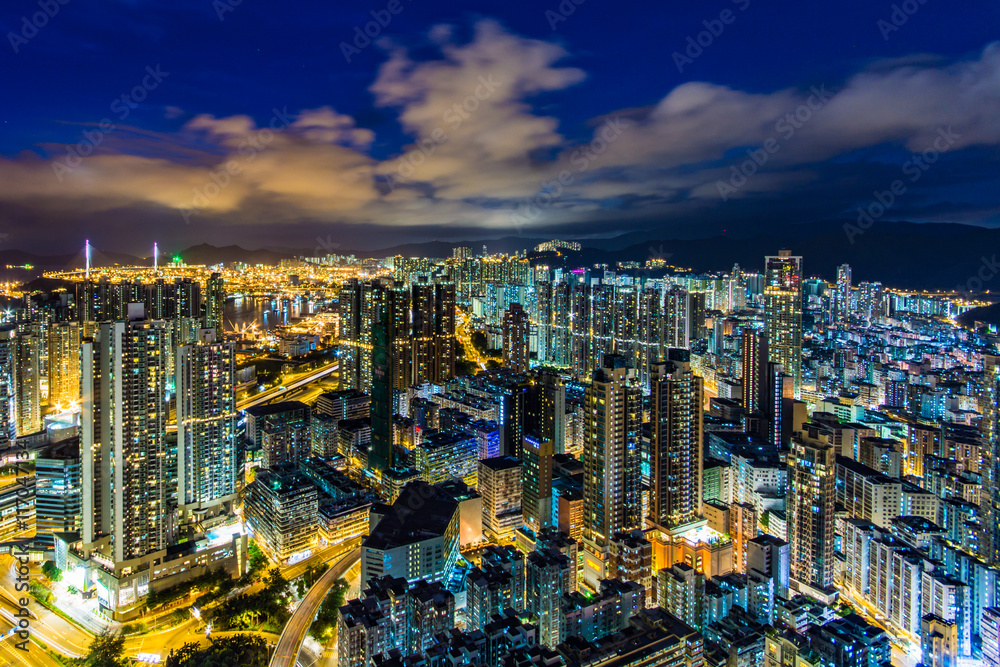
[0,20,998,249]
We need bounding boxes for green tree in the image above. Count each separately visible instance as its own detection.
[308,578,349,642]
[470,331,488,354]
[165,634,270,667]
[211,568,292,633]
[85,629,127,667]
[248,539,268,572]
[28,581,52,605]
[41,561,63,582]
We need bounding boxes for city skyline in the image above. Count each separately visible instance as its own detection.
[3,3,1000,667]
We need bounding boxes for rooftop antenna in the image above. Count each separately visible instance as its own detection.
[154,242,158,273]
[85,239,91,280]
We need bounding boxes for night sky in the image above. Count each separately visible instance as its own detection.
[1,0,999,254]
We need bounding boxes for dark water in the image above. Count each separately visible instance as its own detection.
[223,296,304,333]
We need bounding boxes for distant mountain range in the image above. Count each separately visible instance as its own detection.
[2,221,996,291]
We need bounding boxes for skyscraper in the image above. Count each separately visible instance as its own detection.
[338,278,366,392]
[177,328,238,522]
[204,272,226,332]
[0,326,13,447]
[982,355,1000,566]
[835,263,852,321]
[760,362,794,450]
[370,311,394,473]
[47,321,81,410]
[433,282,457,383]
[81,306,169,564]
[522,434,553,533]
[340,278,455,392]
[664,287,691,349]
[525,368,566,455]
[174,277,202,319]
[787,427,836,596]
[764,250,803,397]
[503,302,530,373]
[582,355,642,589]
[741,328,768,418]
[13,330,43,436]
[649,349,704,529]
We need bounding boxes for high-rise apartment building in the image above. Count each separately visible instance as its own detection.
[13,331,42,435]
[664,286,691,349]
[982,355,1000,566]
[177,328,238,522]
[0,326,13,447]
[764,250,803,396]
[245,464,318,563]
[361,482,460,585]
[81,307,170,564]
[649,349,704,529]
[741,328,767,418]
[503,302,530,373]
[47,321,81,410]
[787,426,836,597]
[582,355,642,589]
[522,434,553,533]
[204,272,226,332]
[525,368,566,455]
[746,534,790,600]
[525,548,572,647]
[835,263,852,321]
[249,401,311,469]
[478,456,523,541]
[340,278,456,394]
[370,312,394,473]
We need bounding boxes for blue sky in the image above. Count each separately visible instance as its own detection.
[1,0,998,253]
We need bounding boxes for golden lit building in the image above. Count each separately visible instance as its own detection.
[47,321,81,410]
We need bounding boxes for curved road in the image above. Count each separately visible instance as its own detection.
[270,548,360,667]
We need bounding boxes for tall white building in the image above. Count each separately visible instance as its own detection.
[81,307,170,564]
